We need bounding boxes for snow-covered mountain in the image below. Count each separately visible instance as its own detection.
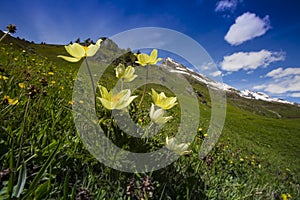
[162,57,298,106]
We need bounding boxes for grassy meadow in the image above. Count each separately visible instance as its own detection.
[0,33,300,199]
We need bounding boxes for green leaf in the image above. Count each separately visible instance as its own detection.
[7,140,14,198]
[33,180,51,200]
[21,141,60,200]
[63,170,70,200]
[12,164,27,198]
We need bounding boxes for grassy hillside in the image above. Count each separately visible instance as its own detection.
[0,33,299,199]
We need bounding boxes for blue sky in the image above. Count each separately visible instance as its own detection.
[1,0,300,103]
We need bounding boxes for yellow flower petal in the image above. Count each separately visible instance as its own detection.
[115,65,137,82]
[151,89,177,110]
[18,82,25,89]
[149,104,172,125]
[0,75,9,80]
[98,86,137,110]
[9,99,18,106]
[65,43,85,58]
[165,137,190,155]
[136,54,150,66]
[86,44,100,57]
[96,38,103,46]
[57,55,82,62]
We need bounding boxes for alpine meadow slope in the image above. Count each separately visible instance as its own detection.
[0,31,299,199]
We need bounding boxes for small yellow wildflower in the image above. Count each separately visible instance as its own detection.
[281,194,288,200]
[151,88,177,110]
[203,133,208,137]
[198,128,203,132]
[3,95,18,105]
[230,160,233,164]
[18,82,25,89]
[58,39,103,62]
[240,158,244,162]
[48,72,54,75]
[79,100,84,104]
[68,100,74,105]
[135,49,162,66]
[50,81,56,84]
[0,75,9,80]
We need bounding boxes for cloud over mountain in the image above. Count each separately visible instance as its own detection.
[254,67,300,96]
[224,12,271,45]
[220,50,285,72]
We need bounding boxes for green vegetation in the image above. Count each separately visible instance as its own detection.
[0,32,299,199]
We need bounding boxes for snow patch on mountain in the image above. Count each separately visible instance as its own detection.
[162,57,297,106]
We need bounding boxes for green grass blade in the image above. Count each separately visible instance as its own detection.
[12,164,27,198]
[21,141,60,200]
[63,170,70,200]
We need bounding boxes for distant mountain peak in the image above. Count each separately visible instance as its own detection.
[161,57,298,106]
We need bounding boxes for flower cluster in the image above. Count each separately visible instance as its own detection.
[58,41,190,156]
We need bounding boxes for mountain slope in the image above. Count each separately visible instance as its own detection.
[163,57,300,119]
[1,33,300,198]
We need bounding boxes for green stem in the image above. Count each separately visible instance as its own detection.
[121,78,124,90]
[138,65,149,108]
[16,96,31,169]
[85,59,96,99]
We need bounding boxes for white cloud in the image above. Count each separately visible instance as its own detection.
[289,93,300,97]
[253,75,300,94]
[210,71,222,77]
[254,67,300,100]
[266,67,300,78]
[220,50,285,72]
[215,0,240,12]
[224,12,271,45]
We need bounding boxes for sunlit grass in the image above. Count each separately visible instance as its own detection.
[0,35,299,199]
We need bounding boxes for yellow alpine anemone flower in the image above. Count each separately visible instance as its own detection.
[135,49,162,66]
[97,85,137,110]
[149,104,172,125]
[151,89,177,110]
[3,95,18,105]
[165,136,191,156]
[57,39,103,62]
[115,64,137,82]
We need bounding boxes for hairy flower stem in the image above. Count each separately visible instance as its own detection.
[85,59,96,100]
[121,79,124,90]
[16,96,31,169]
[138,65,149,108]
